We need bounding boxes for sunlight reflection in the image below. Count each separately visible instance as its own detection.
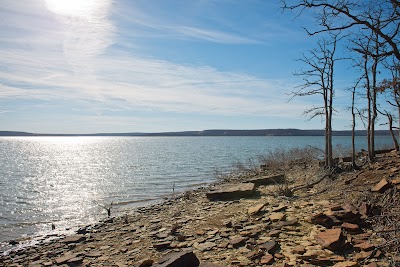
[45,0,99,18]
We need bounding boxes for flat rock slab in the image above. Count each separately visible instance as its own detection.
[194,241,216,252]
[341,222,359,233]
[206,183,255,201]
[247,174,284,186]
[260,254,274,265]
[55,253,78,264]
[153,241,171,251]
[229,237,248,248]
[62,234,86,244]
[316,228,345,251]
[259,240,279,253]
[155,250,200,267]
[248,203,265,215]
[86,251,102,258]
[371,178,391,193]
[269,212,286,222]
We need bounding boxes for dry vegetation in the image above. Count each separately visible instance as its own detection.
[218,145,400,262]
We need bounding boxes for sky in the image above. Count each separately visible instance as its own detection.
[0,0,389,134]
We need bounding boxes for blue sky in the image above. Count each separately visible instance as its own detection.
[0,0,385,134]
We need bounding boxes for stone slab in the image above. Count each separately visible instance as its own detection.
[155,250,200,267]
[316,228,345,251]
[247,174,284,186]
[62,234,86,244]
[206,183,255,201]
[371,178,391,193]
[247,203,265,215]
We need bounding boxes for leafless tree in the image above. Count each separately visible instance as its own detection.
[349,78,364,168]
[379,109,399,152]
[380,57,400,138]
[281,0,400,60]
[291,33,341,168]
[349,12,389,160]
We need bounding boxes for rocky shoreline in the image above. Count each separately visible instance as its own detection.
[2,151,400,266]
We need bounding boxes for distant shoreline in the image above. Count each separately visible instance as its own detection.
[0,129,397,137]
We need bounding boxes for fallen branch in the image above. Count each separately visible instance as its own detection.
[290,173,327,193]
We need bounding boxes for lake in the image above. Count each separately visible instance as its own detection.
[0,135,394,252]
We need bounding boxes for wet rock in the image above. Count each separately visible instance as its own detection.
[206,183,255,201]
[316,228,345,251]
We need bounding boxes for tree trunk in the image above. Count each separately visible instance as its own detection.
[365,53,373,160]
[370,53,379,159]
[351,87,356,168]
[388,113,399,152]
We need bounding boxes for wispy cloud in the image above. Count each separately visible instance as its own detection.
[0,0,318,133]
[0,43,305,117]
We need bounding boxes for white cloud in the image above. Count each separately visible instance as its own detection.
[0,0,315,133]
[0,44,306,117]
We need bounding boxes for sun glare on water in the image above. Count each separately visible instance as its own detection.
[45,0,99,17]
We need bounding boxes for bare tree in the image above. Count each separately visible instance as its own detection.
[282,0,398,160]
[379,57,400,139]
[379,109,399,152]
[349,14,389,160]
[349,78,364,168]
[281,0,400,60]
[291,34,341,168]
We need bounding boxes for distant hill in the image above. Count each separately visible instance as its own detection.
[0,131,35,136]
[0,129,396,137]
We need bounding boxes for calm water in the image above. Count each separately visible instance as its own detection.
[0,135,394,251]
